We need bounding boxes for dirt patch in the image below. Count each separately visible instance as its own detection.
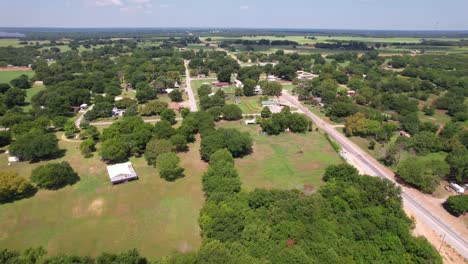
[88,198,104,216]
[0,67,32,71]
[303,184,315,196]
[177,241,193,253]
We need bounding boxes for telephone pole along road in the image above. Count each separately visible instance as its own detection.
[184,60,198,112]
[280,90,468,259]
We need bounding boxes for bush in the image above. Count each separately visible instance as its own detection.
[156,152,184,181]
[443,195,468,217]
[0,171,35,203]
[31,162,79,190]
[0,131,11,147]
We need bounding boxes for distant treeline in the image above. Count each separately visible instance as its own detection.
[315,41,372,50]
[219,39,299,47]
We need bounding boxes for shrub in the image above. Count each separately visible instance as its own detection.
[144,139,173,166]
[443,195,468,217]
[222,104,242,120]
[31,162,79,190]
[80,139,96,158]
[170,134,188,152]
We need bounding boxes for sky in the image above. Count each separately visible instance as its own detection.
[1,0,468,30]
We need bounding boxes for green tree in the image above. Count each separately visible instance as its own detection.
[64,120,79,138]
[160,109,177,125]
[169,90,183,102]
[222,104,242,120]
[9,130,59,161]
[10,74,32,89]
[170,134,188,152]
[144,138,173,166]
[288,113,309,133]
[445,146,468,182]
[31,162,79,190]
[0,131,11,147]
[200,128,253,161]
[261,106,272,118]
[242,79,257,96]
[217,68,232,83]
[139,100,168,116]
[397,157,449,193]
[99,138,130,163]
[153,120,176,139]
[5,87,26,108]
[80,139,96,158]
[0,171,35,203]
[156,152,185,181]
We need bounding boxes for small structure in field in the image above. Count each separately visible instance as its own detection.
[254,85,263,95]
[80,104,88,110]
[174,82,180,88]
[261,100,279,107]
[450,182,465,194]
[347,90,356,96]
[112,107,125,117]
[197,74,207,78]
[107,162,138,185]
[8,156,19,163]
[267,75,276,81]
[34,80,44,85]
[245,119,256,125]
[165,88,174,94]
[397,130,411,138]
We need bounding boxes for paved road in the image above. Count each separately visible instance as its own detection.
[280,90,468,259]
[184,60,198,112]
[75,104,94,128]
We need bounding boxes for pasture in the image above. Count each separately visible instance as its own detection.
[0,133,205,259]
[217,121,342,191]
[0,70,34,83]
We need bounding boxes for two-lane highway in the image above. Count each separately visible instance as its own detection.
[280,90,468,259]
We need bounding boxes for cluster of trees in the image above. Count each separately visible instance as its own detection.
[167,158,441,263]
[260,107,310,135]
[315,41,371,50]
[443,195,468,217]
[200,128,252,161]
[0,161,79,204]
[219,39,299,47]
[188,50,239,82]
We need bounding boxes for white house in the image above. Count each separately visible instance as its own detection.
[254,85,263,95]
[107,162,138,184]
[245,119,256,125]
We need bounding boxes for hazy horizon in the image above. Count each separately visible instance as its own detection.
[1,0,468,30]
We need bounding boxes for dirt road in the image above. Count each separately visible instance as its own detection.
[280,90,468,259]
[184,60,198,112]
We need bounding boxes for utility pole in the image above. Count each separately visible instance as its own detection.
[438,233,446,253]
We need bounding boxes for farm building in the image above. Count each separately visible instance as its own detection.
[212,82,230,88]
[254,85,263,94]
[107,162,138,184]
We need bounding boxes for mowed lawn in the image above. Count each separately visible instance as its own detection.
[0,71,34,83]
[0,133,206,259]
[217,121,342,191]
[226,95,263,114]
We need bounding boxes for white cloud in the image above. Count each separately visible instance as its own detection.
[160,3,176,8]
[128,0,151,3]
[240,5,249,10]
[94,0,123,6]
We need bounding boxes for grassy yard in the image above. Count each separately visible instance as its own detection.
[23,84,46,111]
[217,121,342,191]
[0,133,206,259]
[226,95,264,114]
[0,70,34,83]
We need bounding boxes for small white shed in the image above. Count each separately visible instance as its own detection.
[107,162,138,184]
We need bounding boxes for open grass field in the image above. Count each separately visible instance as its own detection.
[23,84,46,111]
[0,70,34,83]
[0,133,206,259]
[217,121,342,191]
